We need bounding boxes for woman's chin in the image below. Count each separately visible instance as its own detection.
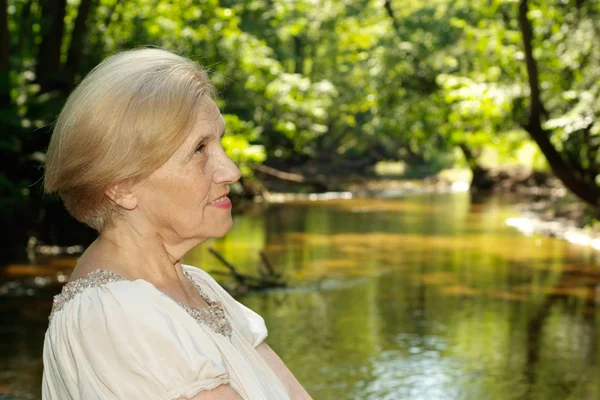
[208,221,234,239]
[211,230,230,239]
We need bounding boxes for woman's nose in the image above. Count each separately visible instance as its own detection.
[214,151,241,185]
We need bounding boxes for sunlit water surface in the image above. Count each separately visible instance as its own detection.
[2,193,600,399]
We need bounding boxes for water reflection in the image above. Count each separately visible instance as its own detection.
[2,192,600,399]
[188,193,600,399]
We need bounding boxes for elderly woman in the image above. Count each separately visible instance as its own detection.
[42,48,311,400]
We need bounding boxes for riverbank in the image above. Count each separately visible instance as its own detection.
[508,192,600,251]
[256,164,600,255]
[464,166,600,252]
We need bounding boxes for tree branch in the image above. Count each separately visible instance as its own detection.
[250,163,306,182]
[384,0,400,33]
[518,0,547,129]
[293,35,305,74]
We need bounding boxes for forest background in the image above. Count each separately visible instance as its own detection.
[1,0,599,260]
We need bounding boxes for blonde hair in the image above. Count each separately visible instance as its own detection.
[44,48,215,231]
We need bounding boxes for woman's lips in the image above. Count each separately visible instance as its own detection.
[208,196,232,209]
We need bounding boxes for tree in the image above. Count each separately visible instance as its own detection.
[518,0,600,207]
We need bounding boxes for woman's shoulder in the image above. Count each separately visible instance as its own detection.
[50,269,130,318]
[47,268,174,327]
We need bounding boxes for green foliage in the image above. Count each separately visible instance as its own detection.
[221,114,266,176]
[2,0,600,243]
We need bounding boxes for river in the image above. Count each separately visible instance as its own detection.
[2,192,599,399]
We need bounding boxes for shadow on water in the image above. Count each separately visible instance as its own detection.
[1,192,600,399]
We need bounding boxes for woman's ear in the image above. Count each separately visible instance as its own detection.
[105,180,138,211]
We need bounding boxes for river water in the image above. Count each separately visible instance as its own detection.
[2,192,600,399]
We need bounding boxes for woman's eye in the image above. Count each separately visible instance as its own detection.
[195,142,206,153]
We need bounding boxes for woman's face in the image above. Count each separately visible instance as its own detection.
[133,98,241,245]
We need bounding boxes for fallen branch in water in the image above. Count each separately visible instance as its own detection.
[208,248,286,295]
[208,248,249,286]
[259,250,280,279]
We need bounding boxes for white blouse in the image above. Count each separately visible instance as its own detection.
[42,264,290,399]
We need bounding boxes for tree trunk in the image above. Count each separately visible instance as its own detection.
[459,143,494,190]
[17,0,34,65]
[64,0,94,79]
[36,0,67,92]
[0,0,10,108]
[458,143,478,171]
[518,0,600,207]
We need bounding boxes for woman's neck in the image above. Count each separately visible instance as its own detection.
[79,222,197,285]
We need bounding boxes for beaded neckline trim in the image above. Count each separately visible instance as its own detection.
[50,269,126,318]
[49,269,232,339]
